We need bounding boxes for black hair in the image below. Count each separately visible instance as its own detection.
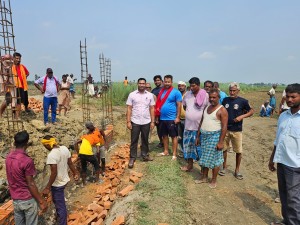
[13,52,22,58]
[285,83,300,94]
[137,78,146,83]
[153,75,162,81]
[62,74,67,78]
[189,77,200,86]
[204,80,214,87]
[14,131,29,148]
[42,135,54,140]
[164,74,173,81]
[213,82,219,88]
[209,88,220,98]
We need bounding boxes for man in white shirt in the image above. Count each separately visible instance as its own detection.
[126,78,155,168]
[269,83,300,225]
[41,135,79,225]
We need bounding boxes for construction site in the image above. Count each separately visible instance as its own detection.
[0,1,135,224]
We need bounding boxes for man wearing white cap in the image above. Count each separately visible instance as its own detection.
[177,81,187,157]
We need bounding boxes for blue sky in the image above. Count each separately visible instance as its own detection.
[10,0,300,84]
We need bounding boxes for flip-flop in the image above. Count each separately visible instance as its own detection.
[195,179,208,184]
[180,166,193,172]
[234,173,244,180]
[171,156,177,161]
[270,222,285,225]
[157,152,169,156]
[218,169,226,176]
[208,183,217,189]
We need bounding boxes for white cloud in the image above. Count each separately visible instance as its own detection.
[222,45,238,51]
[287,55,296,61]
[198,51,216,60]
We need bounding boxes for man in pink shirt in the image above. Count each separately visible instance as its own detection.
[5,131,47,225]
[126,78,155,168]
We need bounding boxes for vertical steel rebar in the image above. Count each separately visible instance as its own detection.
[80,38,90,123]
[0,0,23,141]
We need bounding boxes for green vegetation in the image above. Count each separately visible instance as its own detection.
[134,143,189,225]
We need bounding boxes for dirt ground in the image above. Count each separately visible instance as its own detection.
[0,88,284,225]
[66,90,283,225]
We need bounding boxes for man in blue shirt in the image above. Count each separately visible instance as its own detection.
[269,83,300,225]
[156,75,182,160]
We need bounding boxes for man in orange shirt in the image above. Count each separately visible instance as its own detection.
[12,52,30,113]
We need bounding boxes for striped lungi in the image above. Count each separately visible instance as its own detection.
[199,129,223,169]
[183,130,201,160]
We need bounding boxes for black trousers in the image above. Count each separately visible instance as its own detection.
[277,163,300,225]
[130,122,150,160]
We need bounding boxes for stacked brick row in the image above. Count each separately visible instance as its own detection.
[0,200,14,225]
[67,144,143,225]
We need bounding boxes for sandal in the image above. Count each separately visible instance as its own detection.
[208,183,217,189]
[234,173,244,180]
[171,156,177,160]
[157,152,169,156]
[270,222,285,225]
[180,166,193,172]
[195,179,208,184]
[218,169,226,176]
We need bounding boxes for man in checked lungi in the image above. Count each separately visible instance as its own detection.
[195,88,228,188]
[180,77,208,172]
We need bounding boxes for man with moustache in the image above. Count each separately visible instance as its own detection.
[196,88,228,188]
[126,78,155,168]
[181,77,208,171]
[151,75,164,148]
[156,75,182,160]
[204,80,214,93]
[269,83,300,225]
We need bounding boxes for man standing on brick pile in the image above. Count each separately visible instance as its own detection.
[12,52,30,115]
[126,78,155,168]
[269,83,300,225]
[34,68,61,125]
[5,131,47,225]
[151,75,164,148]
[156,75,182,160]
[219,82,254,179]
[41,135,79,225]
[181,77,208,171]
[76,121,105,184]
[177,81,187,158]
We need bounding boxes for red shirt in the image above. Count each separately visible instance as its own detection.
[5,149,36,200]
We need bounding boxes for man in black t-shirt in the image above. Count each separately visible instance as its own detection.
[151,75,164,148]
[220,82,254,180]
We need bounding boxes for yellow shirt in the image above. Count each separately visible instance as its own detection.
[79,138,93,155]
[123,80,128,86]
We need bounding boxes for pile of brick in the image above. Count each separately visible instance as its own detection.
[0,200,13,225]
[21,97,43,112]
[67,144,143,225]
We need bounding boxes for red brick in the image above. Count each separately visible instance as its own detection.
[118,185,134,197]
[68,213,80,220]
[129,175,140,183]
[109,193,117,201]
[87,202,103,214]
[103,201,112,210]
[92,218,104,225]
[82,213,98,225]
[111,215,125,225]
[98,210,108,219]
[130,171,143,178]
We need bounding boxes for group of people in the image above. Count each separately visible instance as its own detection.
[126,75,254,187]
[126,75,300,224]
[0,51,77,124]
[5,119,107,225]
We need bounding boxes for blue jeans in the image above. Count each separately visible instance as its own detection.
[43,96,57,124]
[51,185,67,225]
[13,198,38,225]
